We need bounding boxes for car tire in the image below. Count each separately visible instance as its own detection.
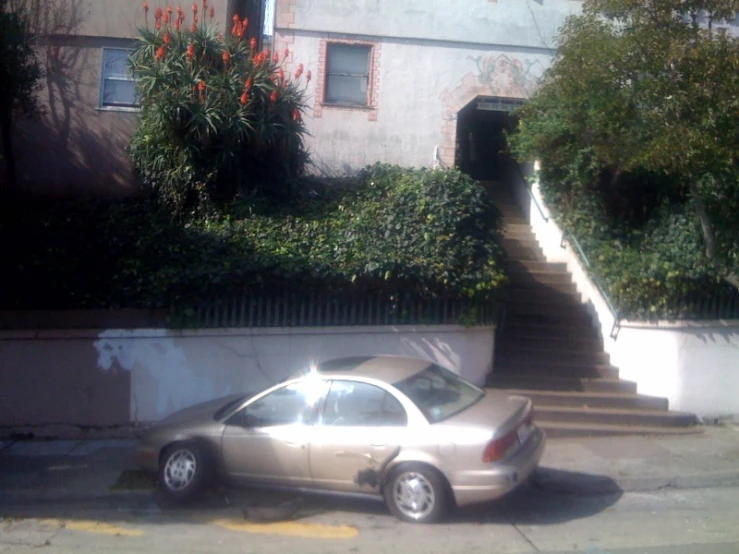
[158,441,210,503]
[383,464,447,523]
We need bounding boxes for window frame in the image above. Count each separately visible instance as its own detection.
[98,47,138,112]
[323,42,373,109]
[226,380,324,428]
[319,379,408,428]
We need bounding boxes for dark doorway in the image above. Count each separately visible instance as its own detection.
[455,96,522,182]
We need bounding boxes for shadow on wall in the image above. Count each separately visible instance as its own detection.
[13,0,138,197]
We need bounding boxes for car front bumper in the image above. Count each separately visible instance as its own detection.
[450,427,546,507]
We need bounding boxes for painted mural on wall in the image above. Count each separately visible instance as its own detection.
[470,53,543,99]
[436,53,546,166]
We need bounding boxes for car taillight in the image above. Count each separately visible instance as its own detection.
[482,430,518,463]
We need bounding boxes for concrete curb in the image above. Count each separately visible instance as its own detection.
[535,467,739,495]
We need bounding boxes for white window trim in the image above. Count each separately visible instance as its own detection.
[98,47,139,112]
[324,43,372,108]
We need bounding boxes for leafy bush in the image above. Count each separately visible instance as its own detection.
[537,177,738,320]
[127,3,310,218]
[1,166,506,317]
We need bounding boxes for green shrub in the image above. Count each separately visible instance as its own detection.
[1,166,507,317]
[127,3,310,218]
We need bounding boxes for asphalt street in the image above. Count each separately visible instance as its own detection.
[2,484,739,553]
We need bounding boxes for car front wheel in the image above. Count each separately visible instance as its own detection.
[158,441,209,503]
[383,464,447,523]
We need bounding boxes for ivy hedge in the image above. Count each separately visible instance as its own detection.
[1,165,507,319]
[538,174,739,321]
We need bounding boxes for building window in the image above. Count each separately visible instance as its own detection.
[99,48,137,109]
[324,43,371,107]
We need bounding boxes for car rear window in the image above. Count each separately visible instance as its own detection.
[393,364,484,423]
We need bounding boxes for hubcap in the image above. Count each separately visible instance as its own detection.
[393,472,436,520]
[163,449,197,491]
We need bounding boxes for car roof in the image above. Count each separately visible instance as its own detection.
[312,355,435,384]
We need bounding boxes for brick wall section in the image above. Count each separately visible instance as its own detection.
[314,38,380,122]
[274,0,296,28]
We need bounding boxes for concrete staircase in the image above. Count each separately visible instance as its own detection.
[485,183,700,437]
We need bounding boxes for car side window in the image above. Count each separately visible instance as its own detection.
[228,382,320,427]
[321,381,407,427]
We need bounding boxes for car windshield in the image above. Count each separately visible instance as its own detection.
[393,364,484,423]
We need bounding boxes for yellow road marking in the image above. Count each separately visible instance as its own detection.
[206,517,358,539]
[37,519,143,537]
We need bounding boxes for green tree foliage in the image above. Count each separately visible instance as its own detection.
[512,0,739,293]
[0,0,43,193]
[128,2,310,218]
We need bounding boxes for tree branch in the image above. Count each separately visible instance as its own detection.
[689,179,739,290]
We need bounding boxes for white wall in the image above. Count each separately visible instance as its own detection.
[291,0,580,48]
[276,0,580,174]
[93,325,495,422]
[511,171,739,419]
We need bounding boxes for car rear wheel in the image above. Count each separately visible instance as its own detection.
[158,441,209,503]
[383,464,447,523]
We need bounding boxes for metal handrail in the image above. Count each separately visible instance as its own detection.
[560,230,621,339]
[519,168,621,337]
[514,165,550,223]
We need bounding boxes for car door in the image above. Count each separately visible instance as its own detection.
[221,379,327,487]
[309,380,408,493]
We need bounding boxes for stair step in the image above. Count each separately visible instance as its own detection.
[508,281,579,294]
[506,269,573,285]
[506,288,582,304]
[536,421,702,438]
[496,347,610,365]
[502,245,547,261]
[494,362,619,379]
[501,236,540,248]
[495,389,669,411]
[487,375,635,393]
[502,223,534,234]
[534,406,699,428]
[503,312,594,328]
[498,335,605,352]
[504,260,568,273]
[499,320,600,339]
[504,304,593,323]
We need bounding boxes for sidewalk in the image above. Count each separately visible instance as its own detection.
[0,424,738,505]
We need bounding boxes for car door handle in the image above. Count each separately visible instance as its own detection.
[371,442,387,448]
[284,440,304,448]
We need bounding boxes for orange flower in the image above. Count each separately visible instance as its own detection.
[283,47,289,60]
[249,37,257,50]
[186,43,194,60]
[272,52,279,64]
[209,6,215,18]
[292,108,300,121]
[163,32,170,45]
[269,90,278,102]
[240,17,248,37]
[155,19,161,30]
[173,19,180,31]
[162,11,170,25]
[191,2,197,14]
[154,45,166,61]
[190,21,197,32]
[294,63,303,79]
[244,77,252,89]
[277,68,284,83]
[193,12,198,23]
[222,51,230,64]
[142,2,149,14]
[166,6,173,15]
[239,91,248,105]
[176,5,184,22]
[197,80,206,94]
[305,70,311,83]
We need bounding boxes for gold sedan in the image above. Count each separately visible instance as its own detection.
[135,355,545,523]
